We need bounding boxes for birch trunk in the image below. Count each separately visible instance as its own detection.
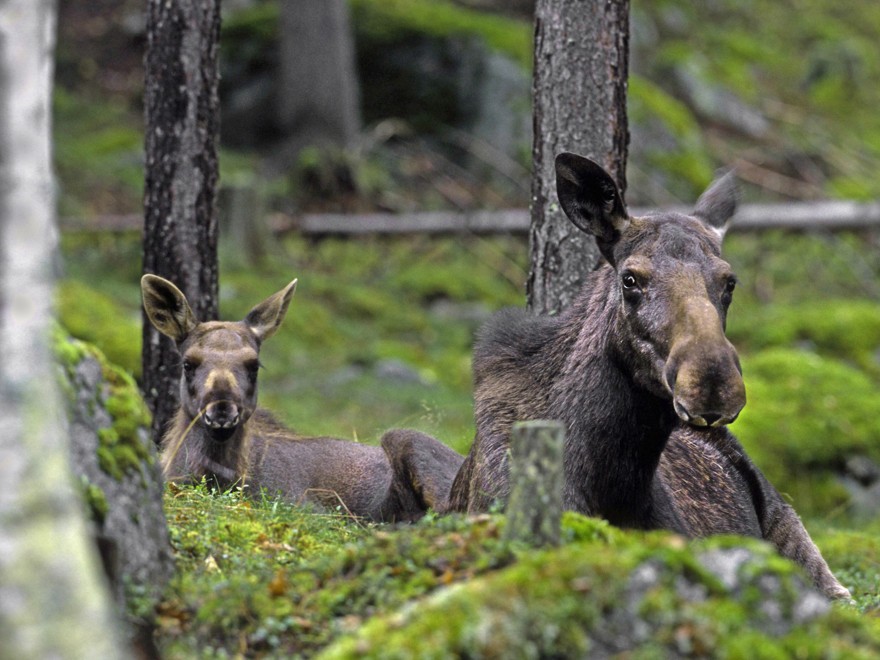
[527,0,630,315]
[0,0,124,656]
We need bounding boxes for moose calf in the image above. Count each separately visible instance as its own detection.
[142,274,463,522]
[447,153,850,599]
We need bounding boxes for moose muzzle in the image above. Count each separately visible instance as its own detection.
[664,301,746,427]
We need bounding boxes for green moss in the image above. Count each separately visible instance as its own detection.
[55,279,141,378]
[79,476,109,524]
[159,488,518,658]
[53,87,144,216]
[96,445,123,481]
[53,331,154,481]
[731,348,880,515]
[727,299,880,379]
[319,532,878,659]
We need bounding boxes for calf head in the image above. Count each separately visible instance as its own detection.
[141,275,297,441]
[556,153,745,427]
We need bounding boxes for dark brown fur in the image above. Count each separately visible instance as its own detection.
[447,154,850,599]
[143,274,463,522]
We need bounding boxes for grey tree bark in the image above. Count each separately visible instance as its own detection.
[143,0,221,444]
[0,0,125,656]
[527,0,630,315]
[505,421,565,546]
[278,0,361,149]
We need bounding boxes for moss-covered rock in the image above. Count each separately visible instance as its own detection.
[319,527,879,659]
[731,348,880,517]
[55,279,142,378]
[728,299,880,378]
[54,328,173,638]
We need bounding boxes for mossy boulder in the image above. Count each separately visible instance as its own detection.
[731,348,880,518]
[319,518,879,659]
[55,279,142,378]
[54,329,173,639]
[727,300,880,378]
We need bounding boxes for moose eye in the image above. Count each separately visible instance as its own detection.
[621,273,638,290]
[724,276,737,295]
[182,359,196,379]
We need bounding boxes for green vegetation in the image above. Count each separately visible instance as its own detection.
[634,1,880,201]
[160,488,880,658]
[53,327,153,481]
[349,0,532,69]
[732,349,880,515]
[53,87,143,217]
[56,279,142,377]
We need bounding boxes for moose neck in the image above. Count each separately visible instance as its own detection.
[551,268,678,527]
[165,409,251,486]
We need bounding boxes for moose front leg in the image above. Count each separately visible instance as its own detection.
[762,501,852,600]
[380,429,464,519]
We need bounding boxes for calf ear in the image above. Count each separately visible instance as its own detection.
[555,152,629,251]
[141,274,199,342]
[244,279,297,342]
[694,169,738,238]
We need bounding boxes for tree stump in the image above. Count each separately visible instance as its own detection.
[504,420,565,546]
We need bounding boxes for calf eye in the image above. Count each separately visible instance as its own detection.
[725,277,737,294]
[622,273,638,290]
[182,359,196,380]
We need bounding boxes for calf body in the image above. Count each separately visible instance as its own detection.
[143,275,462,522]
[447,154,849,599]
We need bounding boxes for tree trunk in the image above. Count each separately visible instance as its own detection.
[505,421,565,546]
[143,0,221,444]
[278,0,361,149]
[527,0,630,315]
[0,0,125,655]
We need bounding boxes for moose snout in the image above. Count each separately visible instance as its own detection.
[203,399,242,430]
[664,341,746,428]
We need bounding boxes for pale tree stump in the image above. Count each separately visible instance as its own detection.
[504,420,565,546]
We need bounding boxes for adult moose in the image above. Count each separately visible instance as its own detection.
[447,153,850,599]
[142,274,463,522]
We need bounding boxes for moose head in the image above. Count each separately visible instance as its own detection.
[555,153,745,427]
[141,274,297,442]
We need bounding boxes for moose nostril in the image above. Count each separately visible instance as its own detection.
[701,413,722,426]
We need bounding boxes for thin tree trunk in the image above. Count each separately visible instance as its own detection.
[527,0,630,315]
[278,0,361,149]
[0,0,125,655]
[143,0,221,443]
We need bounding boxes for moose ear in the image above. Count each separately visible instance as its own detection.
[693,168,738,238]
[244,279,297,343]
[555,152,629,250]
[141,274,199,342]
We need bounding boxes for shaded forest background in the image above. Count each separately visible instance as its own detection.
[49,0,880,656]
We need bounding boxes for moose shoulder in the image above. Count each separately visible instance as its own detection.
[142,274,463,522]
[446,153,850,599]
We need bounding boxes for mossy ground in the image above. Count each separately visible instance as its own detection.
[160,488,880,658]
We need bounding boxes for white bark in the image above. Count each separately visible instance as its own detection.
[0,0,124,656]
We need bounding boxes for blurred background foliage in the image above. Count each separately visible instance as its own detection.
[54,0,880,527]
